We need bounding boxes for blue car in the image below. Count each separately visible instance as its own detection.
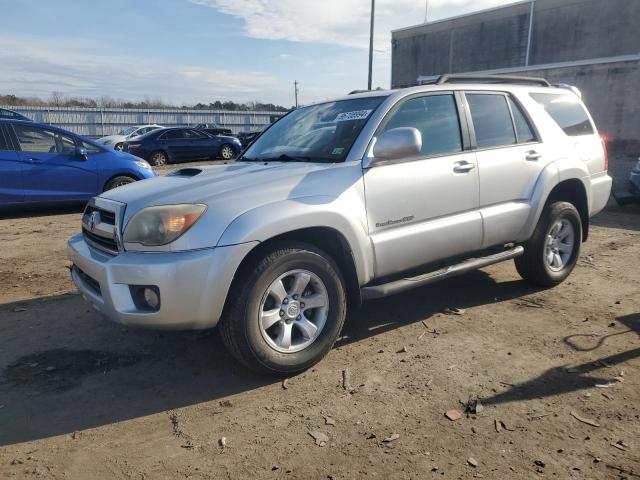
[0,120,156,208]
[123,127,242,166]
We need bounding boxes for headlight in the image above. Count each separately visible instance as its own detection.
[134,160,152,170]
[123,204,207,246]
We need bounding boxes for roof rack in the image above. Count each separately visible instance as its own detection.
[436,74,551,87]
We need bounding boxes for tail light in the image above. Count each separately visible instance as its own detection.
[600,135,608,171]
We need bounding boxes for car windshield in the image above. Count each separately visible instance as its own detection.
[118,126,138,135]
[240,96,387,163]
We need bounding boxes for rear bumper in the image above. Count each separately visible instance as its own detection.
[589,173,612,216]
[67,234,257,330]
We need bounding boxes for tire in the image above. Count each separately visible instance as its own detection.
[219,144,236,160]
[219,242,347,375]
[114,143,124,152]
[149,150,168,166]
[104,175,136,191]
[515,201,582,287]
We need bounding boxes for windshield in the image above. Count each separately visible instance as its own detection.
[118,126,138,135]
[241,96,387,162]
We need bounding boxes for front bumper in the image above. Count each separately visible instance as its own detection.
[68,234,257,330]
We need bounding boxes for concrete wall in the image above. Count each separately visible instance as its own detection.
[391,0,640,155]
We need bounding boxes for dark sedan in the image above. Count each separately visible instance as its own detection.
[194,123,232,136]
[123,127,242,166]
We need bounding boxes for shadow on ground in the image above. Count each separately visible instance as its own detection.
[482,312,639,407]
[0,270,540,446]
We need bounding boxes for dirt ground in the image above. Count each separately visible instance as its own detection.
[0,166,639,479]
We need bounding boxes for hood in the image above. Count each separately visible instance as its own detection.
[101,161,362,248]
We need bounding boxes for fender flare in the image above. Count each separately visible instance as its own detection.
[519,158,591,241]
[217,196,375,285]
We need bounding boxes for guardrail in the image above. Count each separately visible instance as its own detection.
[1,105,284,137]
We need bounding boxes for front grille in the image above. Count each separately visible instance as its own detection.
[82,205,120,255]
[83,227,119,255]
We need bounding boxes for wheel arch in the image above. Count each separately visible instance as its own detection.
[102,172,139,192]
[546,179,589,241]
[230,227,363,308]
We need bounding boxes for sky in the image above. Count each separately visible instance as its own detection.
[0,0,515,107]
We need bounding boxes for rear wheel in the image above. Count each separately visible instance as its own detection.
[149,150,168,166]
[104,175,136,191]
[515,201,582,287]
[219,144,236,160]
[219,242,347,375]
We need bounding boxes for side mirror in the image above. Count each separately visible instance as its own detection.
[371,127,422,164]
[74,146,88,161]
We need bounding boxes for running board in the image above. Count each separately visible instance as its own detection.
[361,246,524,300]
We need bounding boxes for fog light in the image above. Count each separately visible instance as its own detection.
[129,285,161,311]
[143,288,160,310]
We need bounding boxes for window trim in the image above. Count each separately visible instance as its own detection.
[462,90,541,152]
[370,90,471,165]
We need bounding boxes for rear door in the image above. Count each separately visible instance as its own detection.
[0,124,23,205]
[160,129,189,161]
[12,124,98,203]
[464,91,550,248]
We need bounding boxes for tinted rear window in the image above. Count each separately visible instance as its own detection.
[530,92,594,136]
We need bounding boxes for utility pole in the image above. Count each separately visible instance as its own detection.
[367,0,375,90]
[294,80,299,108]
[424,0,429,23]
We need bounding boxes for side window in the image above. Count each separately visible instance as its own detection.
[185,129,207,139]
[56,133,77,154]
[529,92,594,136]
[0,126,11,150]
[81,140,103,154]
[380,94,462,157]
[467,94,516,149]
[14,125,58,153]
[508,97,536,143]
[161,129,185,140]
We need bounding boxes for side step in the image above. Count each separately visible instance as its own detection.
[361,246,524,300]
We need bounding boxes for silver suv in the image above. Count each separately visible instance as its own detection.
[68,75,612,375]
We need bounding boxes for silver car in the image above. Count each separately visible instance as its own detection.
[97,124,163,151]
[68,75,612,375]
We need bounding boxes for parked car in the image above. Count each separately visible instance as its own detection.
[68,75,611,375]
[0,119,155,208]
[194,123,232,136]
[96,124,163,151]
[237,125,267,147]
[0,108,31,122]
[123,127,242,165]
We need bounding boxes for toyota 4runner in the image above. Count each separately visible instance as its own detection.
[68,75,612,375]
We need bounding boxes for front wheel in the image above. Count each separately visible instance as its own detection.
[515,201,582,287]
[219,144,236,160]
[219,242,347,375]
[104,175,136,191]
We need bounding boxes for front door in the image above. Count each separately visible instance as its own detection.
[0,125,23,205]
[363,92,482,278]
[12,124,98,203]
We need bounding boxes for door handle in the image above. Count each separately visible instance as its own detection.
[453,160,476,173]
[525,151,542,161]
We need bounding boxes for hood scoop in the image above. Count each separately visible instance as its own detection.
[170,168,203,177]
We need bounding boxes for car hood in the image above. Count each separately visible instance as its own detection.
[100,161,362,248]
[97,134,126,144]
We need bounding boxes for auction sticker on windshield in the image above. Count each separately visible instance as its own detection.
[334,110,372,122]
